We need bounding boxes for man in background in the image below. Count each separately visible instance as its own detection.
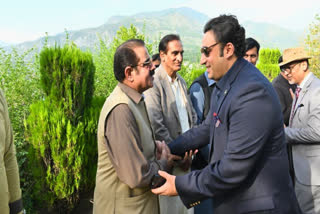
[272,56,296,126]
[244,37,260,66]
[0,89,23,214]
[145,34,196,214]
[189,70,215,214]
[152,53,161,69]
[282,47,320,213]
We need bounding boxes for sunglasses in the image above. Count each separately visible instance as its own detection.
[134,59,153,69]
[200,42,220,57]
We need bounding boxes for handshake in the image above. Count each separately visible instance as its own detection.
[151,141,197,191]
[155,141,198,172]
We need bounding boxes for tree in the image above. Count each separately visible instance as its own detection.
[25,43,99,212]
[93,24,155,98]
[305,14,320,77]
[256,48,281,81]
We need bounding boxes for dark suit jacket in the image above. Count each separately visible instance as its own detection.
[272,73,296,126]
[169,58,301,214]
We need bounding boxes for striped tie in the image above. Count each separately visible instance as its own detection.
[289,86,301,126]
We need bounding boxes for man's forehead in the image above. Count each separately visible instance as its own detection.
[202,31,216,44]
[167,40,183,51]
[134,46,149,61]
[246,47,258,54]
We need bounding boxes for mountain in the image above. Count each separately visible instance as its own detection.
[242,21,305,49]
[14,7,305,61]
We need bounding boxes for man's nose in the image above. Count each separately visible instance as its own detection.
[200,54,206,65]
[176,53,183,62]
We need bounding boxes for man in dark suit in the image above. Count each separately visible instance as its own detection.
[272,56,296,126]
[152,14,301,214]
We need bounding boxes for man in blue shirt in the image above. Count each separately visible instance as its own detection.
[189,71,215,213]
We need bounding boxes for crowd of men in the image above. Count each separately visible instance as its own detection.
[1,14,320,214]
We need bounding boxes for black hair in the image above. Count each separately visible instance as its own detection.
[245,37,260,53]
[158,34,181,53]
[152,53,160,61]
[203,14,245,58]
[113,39,145,82]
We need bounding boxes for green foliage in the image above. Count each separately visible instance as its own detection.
[257,48,281,81]
[305,14,320,77]
[25,43,99,211]
[179,62,206,87]
[93,24,155,98]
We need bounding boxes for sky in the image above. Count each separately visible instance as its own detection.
[0,0,319,44]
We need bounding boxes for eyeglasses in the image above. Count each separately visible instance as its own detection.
[201,42,220,57]
[133,59,153,69]
[281,62,300,73]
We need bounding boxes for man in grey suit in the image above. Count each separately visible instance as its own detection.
[144,34,197,214]
[281,47,320,213]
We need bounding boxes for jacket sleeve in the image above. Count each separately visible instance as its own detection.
[0,90,23,214]
[285,86,320,143]
[144,82,173,143]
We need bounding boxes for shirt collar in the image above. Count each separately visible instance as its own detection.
[118,82,144,104]
[204,70,215,87]
[167,73,179,83]
[215,58,246,91]
[298,72,312,89]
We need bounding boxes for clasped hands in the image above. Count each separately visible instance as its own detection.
[154,141,197,196]
[155,140,197,170]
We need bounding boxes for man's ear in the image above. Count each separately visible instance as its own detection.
[224,42,235,59]
[124,66,134,82]
[301,61,308,72]
[160,51,166,63]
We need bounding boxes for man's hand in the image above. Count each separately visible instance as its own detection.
[156,141,181,167]
[151,170,178,196]
[179,150,198,171]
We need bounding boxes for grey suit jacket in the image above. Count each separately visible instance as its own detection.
[285,72,320,185]
[144,65,196,143]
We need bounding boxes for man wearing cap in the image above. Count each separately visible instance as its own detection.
[281,47,320,213]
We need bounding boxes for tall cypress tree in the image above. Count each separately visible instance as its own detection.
[25,43,99,211]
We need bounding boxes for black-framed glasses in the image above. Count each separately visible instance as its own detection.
[201,42,220,57]
[281,62,300,73]
[133,58,153,69]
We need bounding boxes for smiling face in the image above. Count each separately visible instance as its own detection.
[160,40,183,77]
[200,31,229,81]
[131,46,155,93]
[283,60,309,85]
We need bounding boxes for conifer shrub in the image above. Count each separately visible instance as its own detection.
[257,48,281,81]
[25,43,100,211]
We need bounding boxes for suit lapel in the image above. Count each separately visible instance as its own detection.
[292,73,314,119]
[208,59,246,160]
[158,67,180,123]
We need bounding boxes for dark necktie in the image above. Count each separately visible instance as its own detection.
[289,86,301,126]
